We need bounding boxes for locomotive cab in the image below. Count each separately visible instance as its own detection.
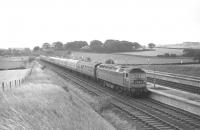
[126,68,148,95]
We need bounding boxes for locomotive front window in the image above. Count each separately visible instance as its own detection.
[134,73,146,79]
[134,80,144,84]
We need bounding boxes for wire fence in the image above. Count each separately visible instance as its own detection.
[0,67,33,92]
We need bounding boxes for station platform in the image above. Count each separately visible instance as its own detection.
[147,83,200,116]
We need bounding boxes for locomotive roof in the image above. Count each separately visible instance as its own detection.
[98,64,145,73]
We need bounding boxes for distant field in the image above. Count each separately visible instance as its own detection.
[0,56,29,61]
[0,69,30,84]
[140,64,200,77]
[0,56,29,70]
[117,48,184,56]
[71,52,193,64]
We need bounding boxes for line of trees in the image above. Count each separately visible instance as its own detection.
[34,39,146,53]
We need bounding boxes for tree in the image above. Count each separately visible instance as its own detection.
[24,48,31,55]
[52,41,63,50]
[90,40,103,51]
[103,39,142,52]
[105,59,115,64]
[0,49,7,56]
[194,52,200,63]
[182,49,200,63]
[33,46,40,51]
[164,53,170,57]
[132,42,141,49]
[64,41,88,50]
[148,43,156,49]
[120,41,137,51]
[103,39,121,52]
[42,43,51,50]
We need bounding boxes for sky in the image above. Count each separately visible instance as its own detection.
[0,0,199,49]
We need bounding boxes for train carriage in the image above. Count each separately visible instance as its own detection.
[62,58,79,71]
[40,56,79,71]
[76,61,101,78]
[47,57,60,64]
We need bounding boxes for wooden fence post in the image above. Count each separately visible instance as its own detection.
[15,80,17,86]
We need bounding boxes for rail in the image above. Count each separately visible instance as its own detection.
[146,70,200,89]
[146,69,200,81]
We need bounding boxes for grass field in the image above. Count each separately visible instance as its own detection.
[117,48,184,56]
[0,62,115,130]
[71,52,193,64]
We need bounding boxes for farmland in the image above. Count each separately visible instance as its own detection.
[71,51,193,64]
[0,56,29,70]
[117,48,184,56]
[70,51,199,76]
[140,64,200,77]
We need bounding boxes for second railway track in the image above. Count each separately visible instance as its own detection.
[147,77,200,94]
[41,61,200,130]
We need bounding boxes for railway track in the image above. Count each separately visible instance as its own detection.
[147,77,200,94]
[147,70,200,81]
[41,61,200,130]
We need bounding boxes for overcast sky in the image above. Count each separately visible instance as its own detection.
[0,0,199,49]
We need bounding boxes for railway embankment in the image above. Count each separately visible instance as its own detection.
[148,83,200,116]
[0,62,115,130]
[47,65,140,130]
